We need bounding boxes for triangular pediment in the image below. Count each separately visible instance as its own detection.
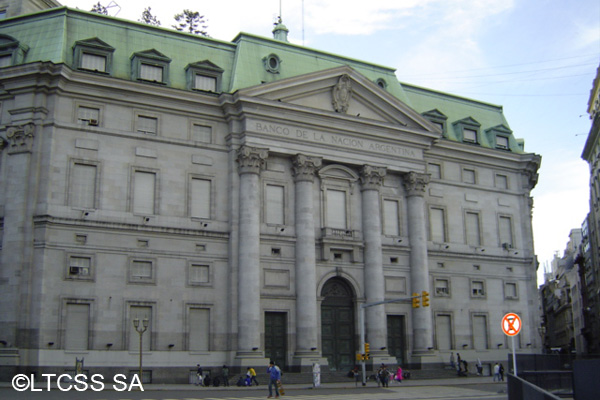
[74,37,114,51]
[236,66,439,132]
[132,49,171,62]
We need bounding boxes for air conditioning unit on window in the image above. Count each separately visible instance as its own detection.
[69,266,90,276]
[502,242,513,250]
[88,119,99,126]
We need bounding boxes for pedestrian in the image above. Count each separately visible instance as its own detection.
[450,352,455,369]
[222,365,229,386]
[476,358,483,376]
[312,362,321,388]
[499,363,505,381]
[395,366,403,384]
[248,366,259,385]
[195,364,203,386]
[493,363,500,382]
[457,352,462,366]
[267,360,281,398]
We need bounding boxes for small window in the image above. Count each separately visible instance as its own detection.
[463,129,478,143]
[131,49,171,85]
[471,280,485,297]
[462,168,476,184]
[73,38,114,74]
[77,106,100,126]
[375,78,387,89]
[136,115,158,135]
[435,278,450,296]
[505,282,518,299]
[185,60,224,92]
[496,136,509,150]
[192,124,212,143]
[428,163,441,179]
[495,174,508,189]
[263,53,281,73]
[0,34,29,68]
[189,264,210,285]
[67,255,93,280]
[129,259,155,284]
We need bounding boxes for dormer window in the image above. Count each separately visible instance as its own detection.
[376,78,387,90]
[496,135,509,150]
[186,60,223,93]
[73,38,114,74]
[0,34,29,68]
[422,109,448,136]
[463,128,478,143]
[263,53,281,74]
[131,49,171,85]
[453,117,481,145]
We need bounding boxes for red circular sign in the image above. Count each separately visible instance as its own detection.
[501,313,522,336]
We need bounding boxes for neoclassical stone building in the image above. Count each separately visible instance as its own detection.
[0,3,541,382]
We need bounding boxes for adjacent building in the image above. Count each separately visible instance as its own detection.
[0,2,542,382]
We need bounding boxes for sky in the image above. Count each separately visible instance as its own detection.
[59,1,600,285]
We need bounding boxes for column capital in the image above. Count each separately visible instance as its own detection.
[5,123,35,155]
[403,171,430,197]
[292,154,322,182]
[360,165,386,191]
[236,145,268,175]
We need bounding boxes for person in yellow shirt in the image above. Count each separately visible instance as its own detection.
[247,367,259,386]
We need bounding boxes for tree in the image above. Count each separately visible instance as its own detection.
[172,10,208,36]
[139,7,161,26]
[90,2,108,15]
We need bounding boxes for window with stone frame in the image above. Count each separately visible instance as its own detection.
[383,199,400,236]
[136,115,158,135]
[129,259,155,284]
[428,163,442,179]
[465,211,481,246]
[191,124,212,143]
[188,263,210,286]
[77,106,100,126]
[504,282,518,299]
[0,34,28,68]
[190,177,211,219]
[72,38,114,74]
[132,170,157,215]
[429,207,447,243]
[185,60,224,93]
[265,183,285,225]
[131,49,171,85]
[434,278,450,296]
[471,280,486,298]
[66,255,94,281]
[69,161,99,209]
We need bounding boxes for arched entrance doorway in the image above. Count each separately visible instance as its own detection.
[320,278,356,371]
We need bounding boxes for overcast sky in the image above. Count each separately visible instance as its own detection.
[59,0,600,285]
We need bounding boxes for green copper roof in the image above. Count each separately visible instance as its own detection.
[0,6,527,153]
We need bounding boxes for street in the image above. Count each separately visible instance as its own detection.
[0,381,508,400]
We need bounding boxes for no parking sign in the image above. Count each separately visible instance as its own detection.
[501,313,522,336]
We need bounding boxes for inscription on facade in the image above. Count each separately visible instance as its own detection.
[252,121,420,159]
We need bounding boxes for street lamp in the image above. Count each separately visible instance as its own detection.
[133,318,149,382]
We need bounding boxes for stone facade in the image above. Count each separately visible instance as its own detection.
[0,4,541,382]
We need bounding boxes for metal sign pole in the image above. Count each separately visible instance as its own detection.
[512,335,517,377]
[359,305,366,386]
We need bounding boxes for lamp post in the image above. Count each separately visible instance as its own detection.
[133,318,149,382]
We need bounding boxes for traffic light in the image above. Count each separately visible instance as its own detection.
[412,292,420,308]
[364,343,370,360]
[422,291,430,307]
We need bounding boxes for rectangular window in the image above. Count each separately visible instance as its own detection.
[194,74,217,92]
[140,63,163,82]
[495,174,508,189]
[65,303,90,350]
[435,314,452,350]
[129,306,152,351]
[463,129,477,143]
[131,260,153,282]
[70,163,97,209]
[77,106,100,125]
[496,136,509,149]
[465,211,481,246]
[428,163,441,179]
[327,189,347,229]
[188,308,210,351]
[383,200,400,236]
[499,216,513,247]
[434,278,449,296]
[472,315,489,350]
[68,256,92,279]
[133,171,156,215]
[189,264,210,285]
[265,184,284,225]
[429,207,446,243]
[81,53,107,72]
[505,282,518,299]
[462,168,476,184]
[192,124,212,143]
[471,280,485,297]
[137,116,158,135]
[190,178,211,219]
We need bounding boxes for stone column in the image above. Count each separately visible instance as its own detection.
[360,165,388,353]
[292,154,322,369]
[235,145,268,360]
[403,171,433,353]
[0,124,35,346]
